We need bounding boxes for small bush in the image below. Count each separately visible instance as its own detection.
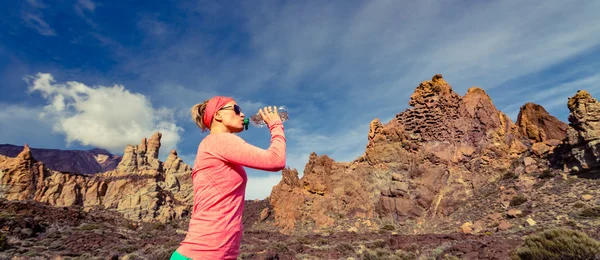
[361,248,415,260]
[335,242,354,254]
[152,222,166,231]
[0,232,6,251]
[443,255,462,260]
[78,223,100,230]
[510,195,527,207]
[367,239,387,249]
[295,236,310,244]
[150,247,174,259]
[578,207,600,219]
[502,171,518,180]
[380,223,396,231]
[119,245,137,254]
[316,238,328,246]
[538,170,554,179]
[361,248,392,260]
[511,228,600,260]
[269,242,288,252]
[239,253,255,259]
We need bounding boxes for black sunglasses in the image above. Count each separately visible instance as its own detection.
[219,104,242,115]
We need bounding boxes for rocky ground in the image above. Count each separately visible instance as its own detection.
[1,168,598,260]
[0,198,525,260]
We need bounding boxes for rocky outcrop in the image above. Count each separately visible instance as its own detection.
[117,132,162,174]
[0,145,121,174]
[0,133,193,223]
[562,90,600,172]
[269,75,531,233]
[516,103,568,143]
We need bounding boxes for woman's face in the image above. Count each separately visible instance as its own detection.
[216,101,245,132]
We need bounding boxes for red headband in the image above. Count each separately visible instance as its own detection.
[203,96,234,129]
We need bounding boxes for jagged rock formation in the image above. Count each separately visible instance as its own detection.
[515,103,568,157]
[0,145,121,174]
[516,103,568,143]
[0,133,193,223]
[117,132,162,173]
[562,90,600,172]
[269,74,533,233]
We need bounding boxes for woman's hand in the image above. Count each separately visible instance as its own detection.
[259,106,281,126]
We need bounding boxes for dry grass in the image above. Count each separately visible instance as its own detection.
[511,228,600,260]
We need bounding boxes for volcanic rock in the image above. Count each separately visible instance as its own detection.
[562,90,600,173]
[516,103,568,143]
[269,74,531,233]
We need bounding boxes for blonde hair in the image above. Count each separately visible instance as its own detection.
[190,100,210,132]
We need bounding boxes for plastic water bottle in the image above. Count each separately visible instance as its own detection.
[247,106,289,128]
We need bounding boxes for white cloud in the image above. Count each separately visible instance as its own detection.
[21,13,55,36]
[24,73,183,158]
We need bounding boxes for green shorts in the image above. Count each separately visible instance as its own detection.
[170,250,191,260]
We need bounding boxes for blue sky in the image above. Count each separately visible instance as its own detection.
[1,0,600,199]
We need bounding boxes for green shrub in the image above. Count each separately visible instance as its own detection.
[511,228,600,260]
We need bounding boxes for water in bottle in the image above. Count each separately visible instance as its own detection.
[249,106,289,128]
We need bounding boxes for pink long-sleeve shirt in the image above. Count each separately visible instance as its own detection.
[177,119,286,259]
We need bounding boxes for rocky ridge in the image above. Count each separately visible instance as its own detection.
[267,74,590,235]
[0,133,193,223]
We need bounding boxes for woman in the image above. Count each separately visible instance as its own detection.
[171,96,286,260]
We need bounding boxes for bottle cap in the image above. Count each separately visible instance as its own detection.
[243,118,249,130]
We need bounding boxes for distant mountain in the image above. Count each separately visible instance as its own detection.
[0,144,121,174]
